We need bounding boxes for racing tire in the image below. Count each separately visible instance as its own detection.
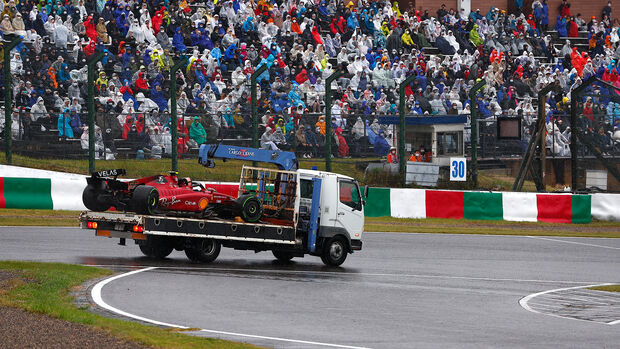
[272,250,294,262]
[321,237,348,267]
[237,195,262,223]
[139,236,174,259]
[185,239,221,263]
[82,185,111,212]
[131,185,159,215]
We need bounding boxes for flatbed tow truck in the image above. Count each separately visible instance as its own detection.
[80,144,365,266]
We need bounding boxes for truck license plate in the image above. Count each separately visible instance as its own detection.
[114,223,125,231]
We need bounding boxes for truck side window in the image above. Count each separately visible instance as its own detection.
[300,179,313,199]
[339,181,360,209]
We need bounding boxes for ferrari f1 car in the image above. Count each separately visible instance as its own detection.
[82,169,262,223]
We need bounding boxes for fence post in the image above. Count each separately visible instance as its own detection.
[87,51,105,174]
[3,36,22,164]
[250,64,268,167]
[169,57,188,172]
[467,80,486,188]
[570,76,596,192]
[512,82,556,191]
[324,70,344,172]
[398,74,415,187]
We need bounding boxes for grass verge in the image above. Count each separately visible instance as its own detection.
[365,217,620,238]
[2,209,620,238]
[0,209,79,226]
[589,285,620,292]
[0,261,258,349]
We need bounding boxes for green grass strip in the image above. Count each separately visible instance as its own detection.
[0,261,258,349]
[365,217,620,238]
[588,285,620,292]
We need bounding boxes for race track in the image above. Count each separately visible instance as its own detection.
[1,227,620,348]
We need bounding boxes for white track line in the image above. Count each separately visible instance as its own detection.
[91,267,371,349]
[524,236,620,250]
[84,264,601,285]
[519,283,620,325]
[90,267,184,328]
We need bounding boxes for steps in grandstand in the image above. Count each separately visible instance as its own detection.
[13,138,86,159]
[546,30,591,52]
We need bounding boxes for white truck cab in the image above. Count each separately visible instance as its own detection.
[296,169,364,250]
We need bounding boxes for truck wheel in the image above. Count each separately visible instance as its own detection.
[321,237,348,267]
[272,250,294,262]
[185,239,221,263]
[82,185,111,212]
[237,195,263,223]
[131,185,159,215]
[139,236,173,259]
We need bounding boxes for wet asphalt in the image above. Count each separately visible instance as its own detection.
[1,226,620,348]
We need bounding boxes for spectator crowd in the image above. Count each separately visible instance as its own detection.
[0,0,619,160]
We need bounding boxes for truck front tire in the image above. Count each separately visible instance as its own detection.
[185,239,221,263]
[321,237,348,266]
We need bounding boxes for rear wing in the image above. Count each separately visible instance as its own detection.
[91,169,127,179]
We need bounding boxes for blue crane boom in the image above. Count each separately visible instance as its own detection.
[198,144,299,171]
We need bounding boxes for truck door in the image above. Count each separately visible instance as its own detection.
[335,179,364,238]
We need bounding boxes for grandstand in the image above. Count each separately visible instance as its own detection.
[0,0,618,188]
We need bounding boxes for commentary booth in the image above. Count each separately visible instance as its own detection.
[379,115,466,186]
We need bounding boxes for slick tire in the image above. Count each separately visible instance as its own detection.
[131,185,159,215]
[82,185,111,212]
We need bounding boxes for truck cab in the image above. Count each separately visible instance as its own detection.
[296,170,364,252]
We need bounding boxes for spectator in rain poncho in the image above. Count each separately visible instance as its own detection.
[260,128,279,150]
[57,108,73,138]
[555,15,568,38]
[288,85,306,109]
[469,24,483,47]
[189,117,207,145]
[373,130,390,157]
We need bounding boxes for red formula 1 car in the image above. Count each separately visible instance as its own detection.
[82,169,262,222]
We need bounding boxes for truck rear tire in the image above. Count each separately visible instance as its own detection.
[185,239,221,263]
[82,185,111,212]
[139,236,173,259]
[272,250,294,262]
[131,185,159,215]
[321,237,348,266]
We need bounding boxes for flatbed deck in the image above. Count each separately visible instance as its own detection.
[80,211,297,245]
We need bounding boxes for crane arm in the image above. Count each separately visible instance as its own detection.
[198,144,299,171]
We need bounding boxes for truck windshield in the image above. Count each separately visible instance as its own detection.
[339,180,361,210]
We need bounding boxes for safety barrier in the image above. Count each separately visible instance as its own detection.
[0,165,239,211]
[1,165,619,222]
[366,187,620,223]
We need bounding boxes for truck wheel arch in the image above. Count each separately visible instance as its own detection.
[318,226,352,252]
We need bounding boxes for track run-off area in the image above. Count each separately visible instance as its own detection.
[1,227,619,348]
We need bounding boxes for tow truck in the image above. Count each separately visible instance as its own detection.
[79,144,366,266]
